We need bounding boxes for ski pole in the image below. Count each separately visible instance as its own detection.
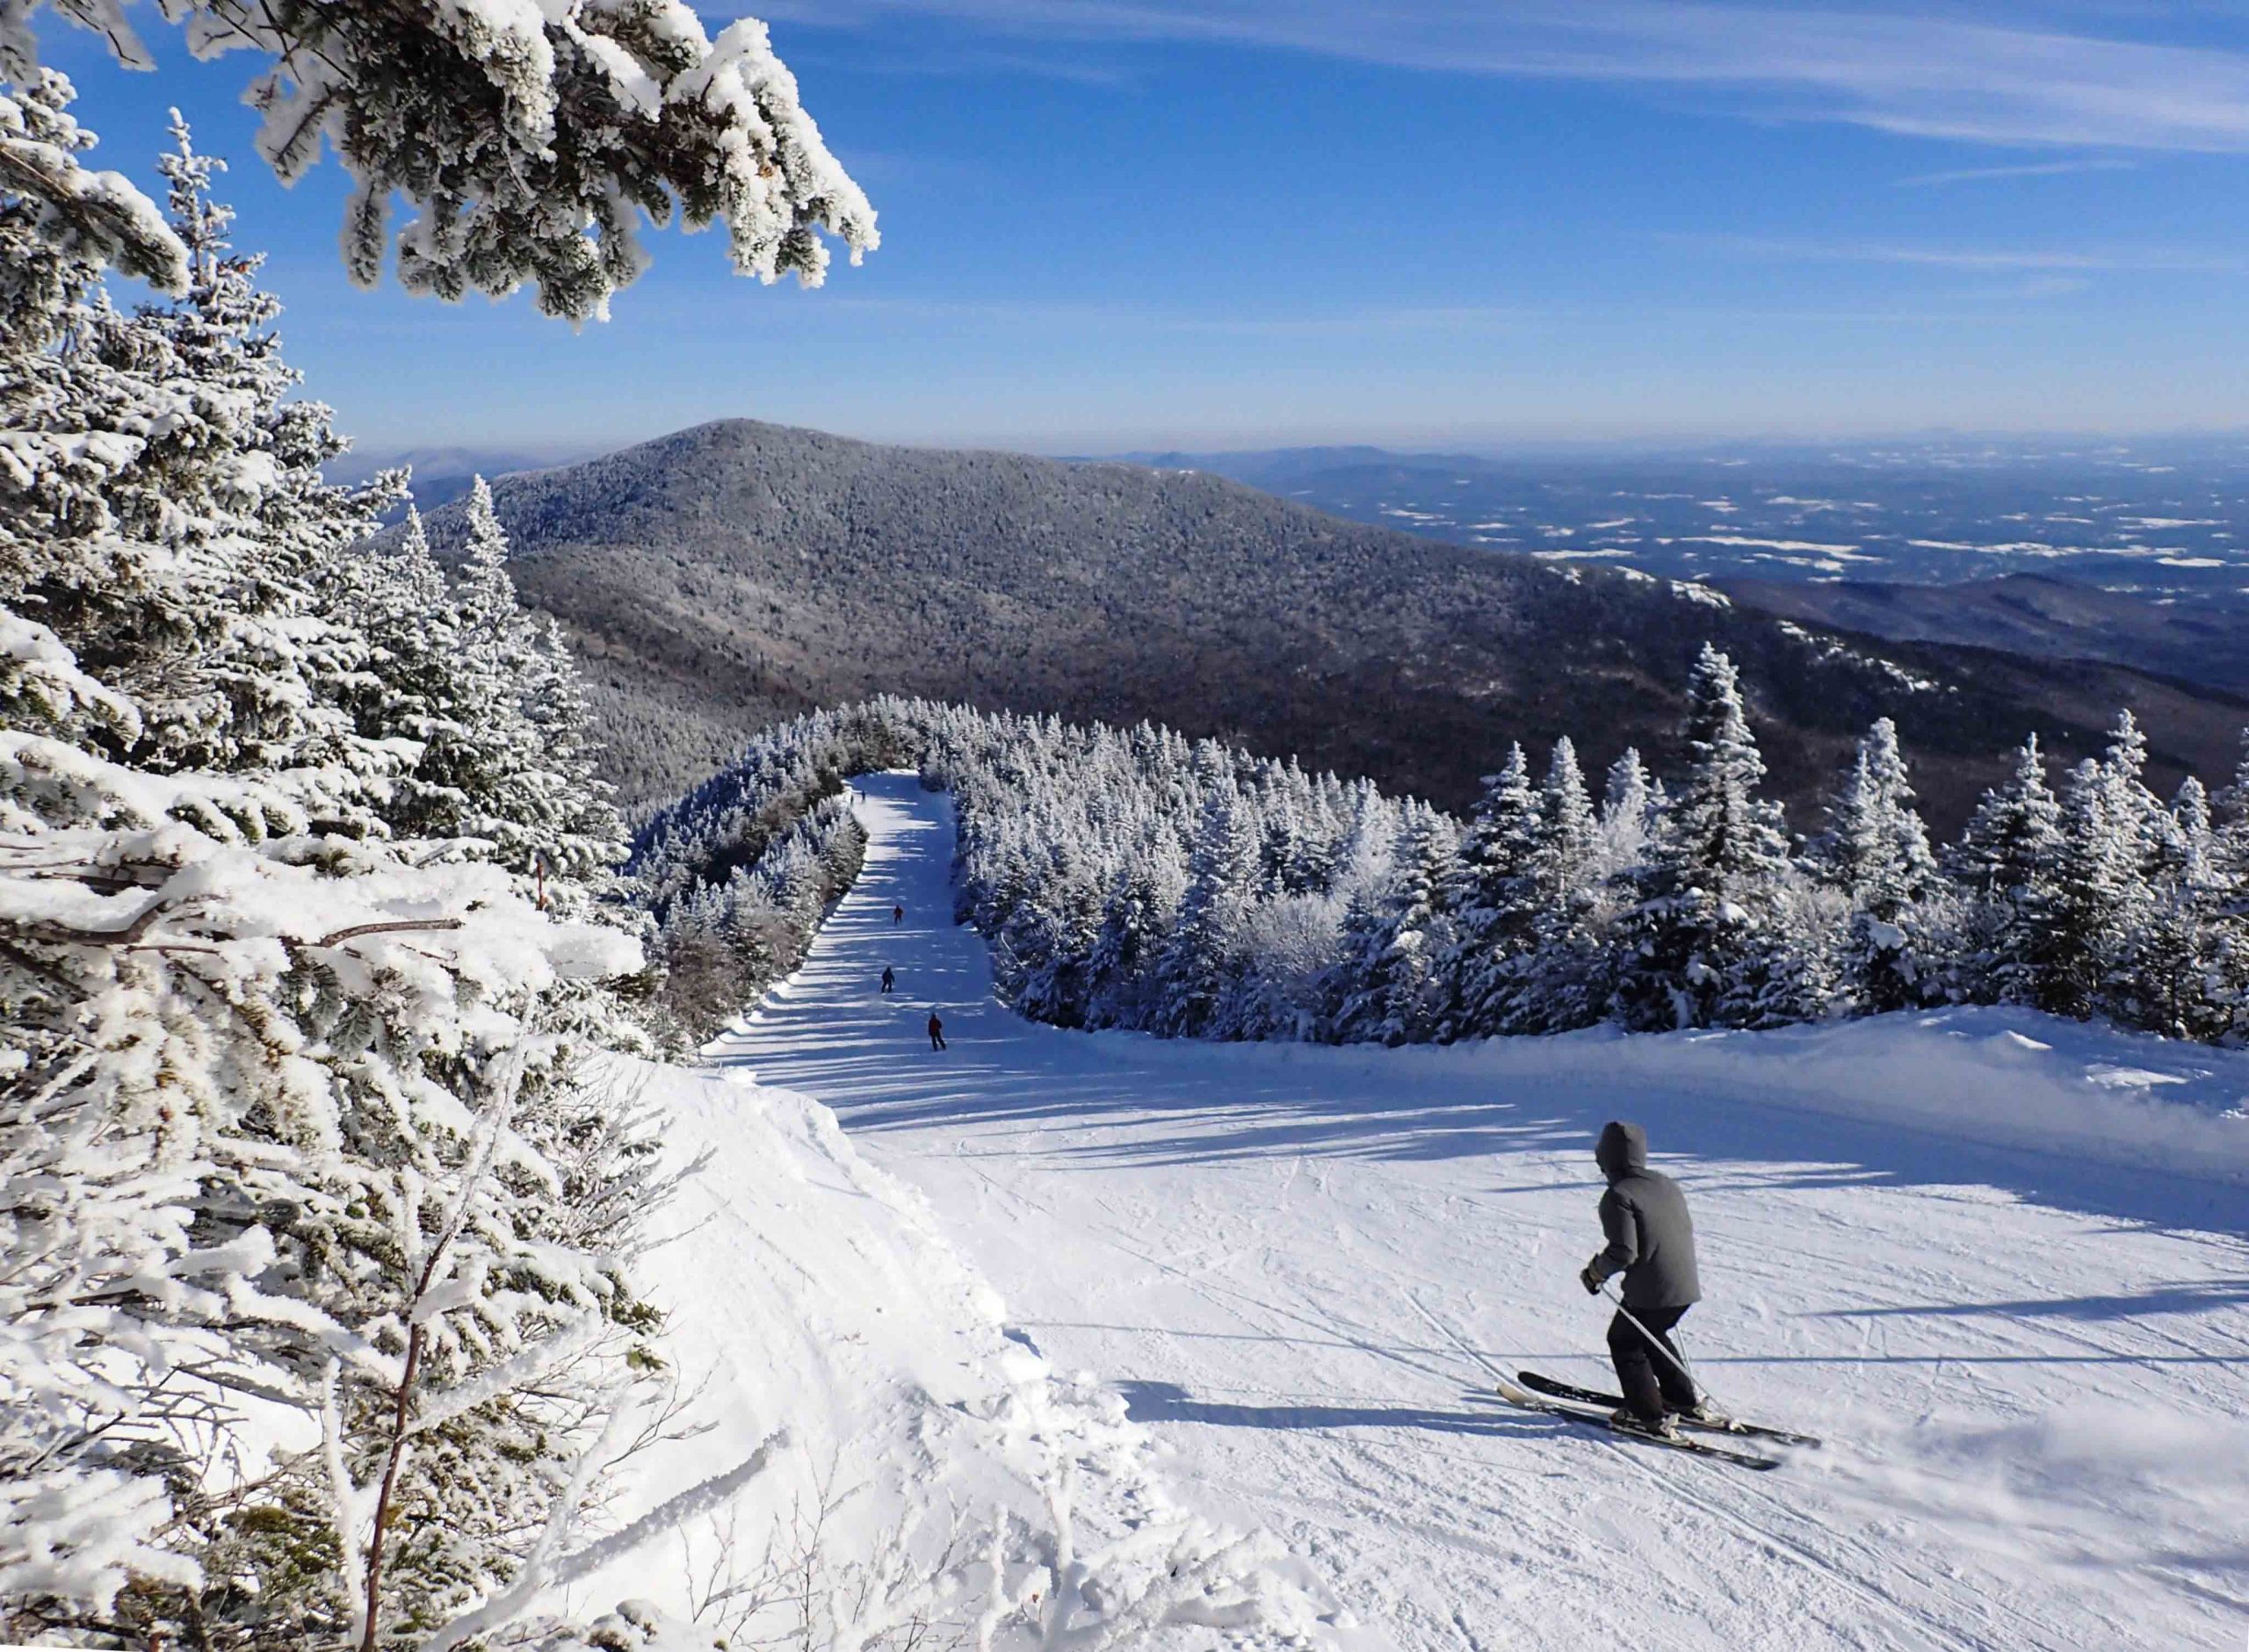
[1602,1282,1716,1406]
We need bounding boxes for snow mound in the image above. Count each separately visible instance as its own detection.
[1447,1008,2249,1187]
[580,1056,1339,1648]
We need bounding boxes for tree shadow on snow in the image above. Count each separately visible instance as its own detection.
[1117,1379,1551,1441]
[1802,1277,2249,1324]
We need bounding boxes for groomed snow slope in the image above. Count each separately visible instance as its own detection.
[567,1058,1338,1645]
[712,771,2249,1652]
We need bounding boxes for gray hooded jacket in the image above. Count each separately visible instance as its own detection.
[1590,1122,1701,1310]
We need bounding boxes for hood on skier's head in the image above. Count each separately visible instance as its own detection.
[1596,1121,1648,1181]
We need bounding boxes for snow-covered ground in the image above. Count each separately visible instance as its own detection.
[709,771,2249,1652]
[565,1053,1334,1646]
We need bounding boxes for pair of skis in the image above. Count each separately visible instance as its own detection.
[1493,1371,1821,1471]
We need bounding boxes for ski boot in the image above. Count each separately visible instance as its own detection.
[1670,1399,1732,1429]
[1609,1408,1681,1441]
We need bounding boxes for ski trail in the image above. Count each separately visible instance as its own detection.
[712,772,2249,1651]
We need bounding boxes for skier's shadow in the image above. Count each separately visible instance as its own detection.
[1117,1379,1556,1441]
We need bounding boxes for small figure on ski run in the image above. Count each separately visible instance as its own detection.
[928,1012,946,1050]
[893,903,905,925]
[1580,1121,1716,1439]
[880,966,895,994]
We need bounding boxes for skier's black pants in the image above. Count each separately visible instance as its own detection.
[1607,1303,1696,1422]
[929,1033,946,1050]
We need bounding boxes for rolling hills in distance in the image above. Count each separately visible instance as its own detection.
[406,419,2249,828]
[1129,436,2249,588]
[1129,438,2249,696]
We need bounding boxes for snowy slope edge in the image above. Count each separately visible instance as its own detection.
[577,1053,1342,1648]
[1127,1006,2249,1188]
[1465,1009,2249,1187]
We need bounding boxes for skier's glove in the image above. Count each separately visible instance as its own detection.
[1579,1261,1605,1295]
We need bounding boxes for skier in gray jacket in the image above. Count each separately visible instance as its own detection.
[1580,1120,1717,1436]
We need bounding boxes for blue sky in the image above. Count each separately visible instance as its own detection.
[38,1,2249,453]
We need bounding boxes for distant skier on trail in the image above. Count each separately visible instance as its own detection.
[1580,1121,1717,1440]
[893,903,905,925]
[927,1012,946,1051]
[880,966,895,994]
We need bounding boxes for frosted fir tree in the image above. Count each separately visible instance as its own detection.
[1595,747,1661,877]
[1442,744,1544,1036]
[1815,718,1941,1013]
[2043,713,2170,1024]
[2,0,875,325]
[1,104,388,840]
[1536,737,1599,898]
[1384,806,1464,1043]
[2211,732,2249,891]
[138,114,409,804]
[340,505,466,811]
[1512,738,1613,1035]
[1658,646,1792,899]
[420,478,627,886]
[0,72,184,301]
[0,738,688,1646]
[1944,734,2068,1009]
[521,615,629,891]
[0,121,733,1644]
[0,80,234,790]
[1616,646,1801,1030]
[455,477,532,654]
[1085,852,1184,1030]
[1005,854,1103,1028]
[2049,757,2134,1019]
[1157,789,1261,1037]
[1322,880,1392,1044]
[1327,804,1460,1045]
[2121,776,2234,1039]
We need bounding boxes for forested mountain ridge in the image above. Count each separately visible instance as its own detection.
[413,419,2248,827]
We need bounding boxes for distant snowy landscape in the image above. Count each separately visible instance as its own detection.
[650,773,2249,1651]
[1144,440,2249,591]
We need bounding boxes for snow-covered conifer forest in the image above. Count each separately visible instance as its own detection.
[633,678,2249,1050]
[0,3,908,1641]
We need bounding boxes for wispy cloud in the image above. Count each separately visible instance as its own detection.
[1896,157,2139,186]
[755,2,2249,154]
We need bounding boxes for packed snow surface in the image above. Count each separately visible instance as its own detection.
[712,772,2249,1651]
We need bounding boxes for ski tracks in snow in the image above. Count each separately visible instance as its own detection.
[712,773,2249,1651]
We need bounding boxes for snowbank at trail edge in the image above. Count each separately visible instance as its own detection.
[565,1054,1343,1649]
[1091,1005,2249,1188]
[1448,1006,2249,1186]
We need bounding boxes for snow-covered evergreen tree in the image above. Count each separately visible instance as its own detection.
[0,116,724,1643]
[2,83,327,807]
[1945,734,2067,1009]
[1815,718,1942,1013]
[1595,747,1660,877]
[398,479,629,890]
[1442,745,1544,1036]
[1615,646,1804,1030]
[1511,739,1612,1034]
[2117,776,2232,1039]
[3,0,875,324]
[1157,789,1261,1038]
[1330,804,1458,1046]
